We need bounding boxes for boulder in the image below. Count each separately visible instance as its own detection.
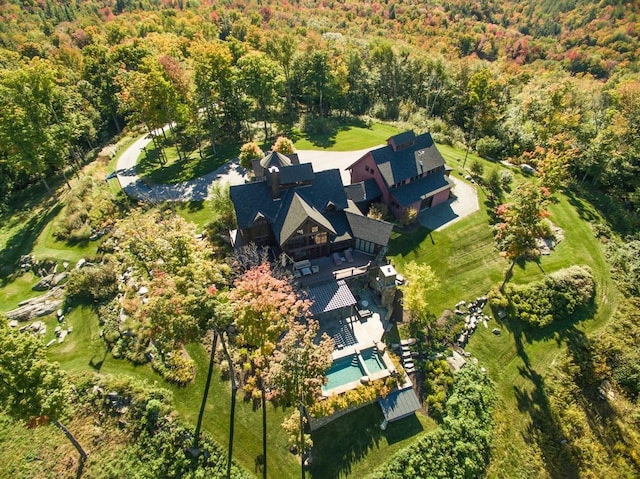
[32,274,54,291]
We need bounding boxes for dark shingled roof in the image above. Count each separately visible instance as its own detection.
[277,192,336,244]
[391,174,452,207]
[253,152,300,179]
[367,132,445,188]
[278,163,314,185]
[260,150,292,169]
[344,183,363,202]
[388,130,416,149]
[345,211,393,246]
[231,166,351,245]
[378,387,421,421]
[345,179,382,203]
[307,280,357,316]
[231,180,278,229]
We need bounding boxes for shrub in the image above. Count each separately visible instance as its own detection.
[370,366,495,479]
[499,170,513,190]
[400,206,418,226]
[605,238,640,296]
[301,114,335,135]
[272,136,295,154]
[238,142,263,169]
[470,159,484,178]
[503,265,595,328]
[66,263,118,302]
[152,348,195,385]
[476,136,504,159]
[368,202,388,221]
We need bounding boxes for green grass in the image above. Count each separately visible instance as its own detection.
[294,122,400,151]
[173,201,211,231]
[137,140,256,185]
[44,303,434,479]
[388,148,617,478]
[45,305,300,478]
[309,405,436,478]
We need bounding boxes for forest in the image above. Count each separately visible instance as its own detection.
[0,0,639,228]
[1,0,640,478]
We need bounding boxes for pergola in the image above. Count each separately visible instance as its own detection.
[307,279,357,317]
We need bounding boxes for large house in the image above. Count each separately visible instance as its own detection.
[230,160,393,261]
[347,131,453,219]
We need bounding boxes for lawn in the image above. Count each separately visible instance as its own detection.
[387,148,617,478]
[136,139,248,185]
[309,405,436,478]
[294,121,400,151]
[173,201,212,230]
[43,302,436,479]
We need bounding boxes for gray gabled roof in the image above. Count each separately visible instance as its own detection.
[345,211,393,247]
[260,150,292,169]
[378,386,421,421]
[278,192,336,244]
[279,163,314,185]
[391,175,452,207]
[344,179,382,203]
[389,130,416,149]
[366,132,445,188]
[307,279,357,316]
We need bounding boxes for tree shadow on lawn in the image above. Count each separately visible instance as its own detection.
[0,202,62,281]
[302,117,370,149]
[139,144,232,184]
[497,297,599,479]
[308,404,423,479]
[386,226,430,258]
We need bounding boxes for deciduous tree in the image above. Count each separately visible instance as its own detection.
[272,136,295,154]
[229,262,309,479]
[400,261,439,336]
[266,317,332,464]
[494,183,551,287]
[238,141,263,169]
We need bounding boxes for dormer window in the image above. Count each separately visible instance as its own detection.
[325,201,336,212]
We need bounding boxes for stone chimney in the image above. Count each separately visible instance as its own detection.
[267,166,280,199]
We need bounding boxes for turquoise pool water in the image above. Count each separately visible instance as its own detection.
[361,347,387,373]
[323,355,365,391]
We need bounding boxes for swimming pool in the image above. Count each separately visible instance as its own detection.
[323,354,365,391]
[361,347,387,374]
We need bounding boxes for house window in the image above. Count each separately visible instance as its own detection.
[297,229,304,235]
[315,232,327,244]
[355,238,375,254]
[311,226,318,233]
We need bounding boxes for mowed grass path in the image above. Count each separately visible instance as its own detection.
[388,163,616,477]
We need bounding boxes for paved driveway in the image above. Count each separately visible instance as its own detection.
[116,133,249,202]
[116,138,479,230]
[418,176,479,231]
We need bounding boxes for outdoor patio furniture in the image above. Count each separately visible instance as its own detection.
[400,338,417,346]
[301,267,312,276]
[332,252,341,266]
[344,249,354,263]
[311,265,319,274]
[358,309,372,319]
